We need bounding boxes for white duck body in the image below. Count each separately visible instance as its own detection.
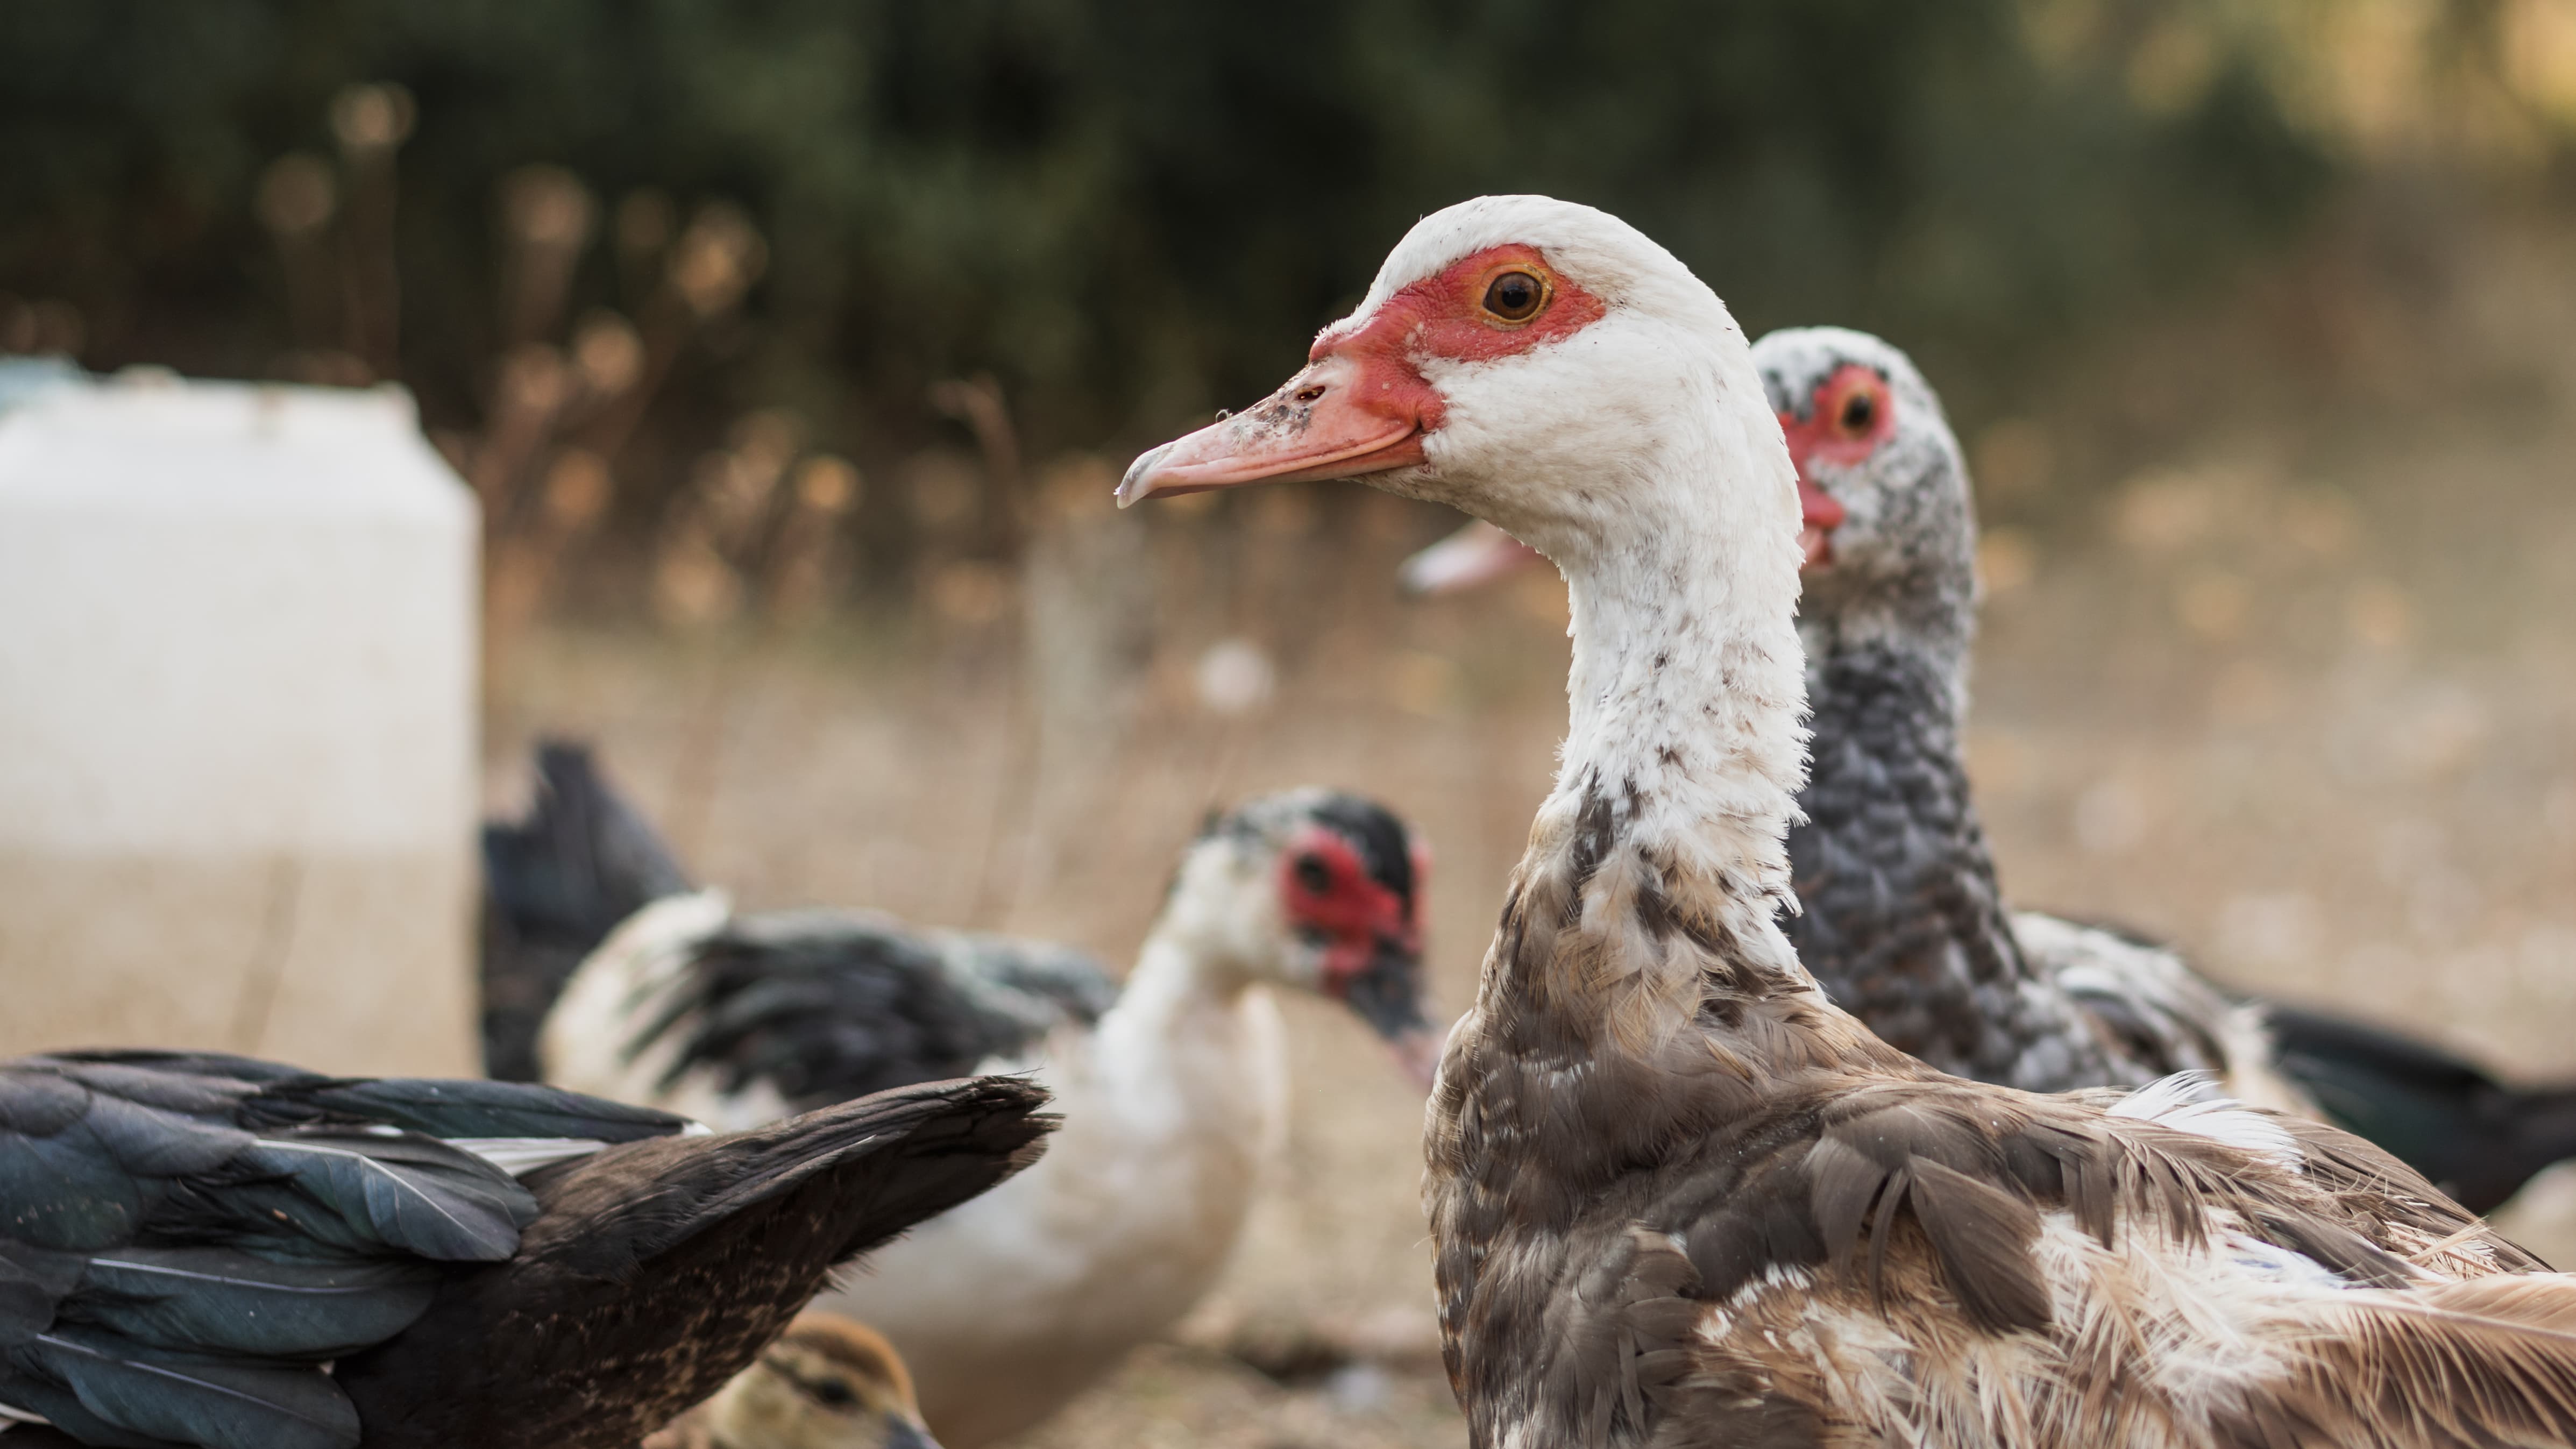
[815,931,1288,1447]
[545,878,1289,1447]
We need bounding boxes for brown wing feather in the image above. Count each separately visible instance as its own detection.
[1904,1157,2052,1333]
[2223,1285,2576,1448]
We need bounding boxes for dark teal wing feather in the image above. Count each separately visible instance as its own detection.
[0,1052,691,1448]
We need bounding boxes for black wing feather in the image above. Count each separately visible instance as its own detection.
[331,1076,1055,1449]
[0,1052,700,1448]
[23,1329,355,1449]
[254,1077,692,1145]
[640,911,1112,1110]
[74,1249,435,1359]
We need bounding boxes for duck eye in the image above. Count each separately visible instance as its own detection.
[1481,269,1545,323]
[810,1378,857,1408]
[1837,389,1877,436]
[1293,854,1334,896]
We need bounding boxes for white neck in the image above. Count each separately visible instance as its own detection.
[1540,453,1813,950]
[1107,925,1253,1036]
[1086,890,1286,1103]
[1081,904,1286,1186]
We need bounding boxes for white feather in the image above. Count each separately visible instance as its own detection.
[2109,1070,2303,1170]
[446,1137,613,1176]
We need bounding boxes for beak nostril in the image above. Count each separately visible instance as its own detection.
[1293,386,1326,403]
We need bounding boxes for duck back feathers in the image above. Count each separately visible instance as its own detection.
[543,898,1113,1129]
[633,911,1114,1111]
[1437,801,2571,1448]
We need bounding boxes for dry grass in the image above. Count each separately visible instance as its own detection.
[486,198,2576,1448]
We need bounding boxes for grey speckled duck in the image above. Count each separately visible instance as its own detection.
[1757,326,2279,1098]
[1406,326,2282,1101]
[1409,325,2576,1213]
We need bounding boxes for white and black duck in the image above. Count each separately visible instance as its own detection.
[485,761,1436,1447]
[0,1050,1046,1449]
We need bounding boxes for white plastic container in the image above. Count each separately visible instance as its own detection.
[0,371,479,1075]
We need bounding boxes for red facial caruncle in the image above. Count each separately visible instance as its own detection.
[1310,243,1609,411]
[1117,244,1607,505]
[1276,826,1420,992]
[1776,363,1892,568]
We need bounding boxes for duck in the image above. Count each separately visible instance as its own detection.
[507,763,1437,1447]
[1401,324,2576,1212]
[644,1313,935,1449]
[0,1049,1047,1449]
[1120,193,2576,1448]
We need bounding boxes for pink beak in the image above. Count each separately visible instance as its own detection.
[1798,477,1847,571]
[1118,354,1430,507]
[1400,520,1549,596]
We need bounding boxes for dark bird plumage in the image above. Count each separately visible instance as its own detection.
[1787,641,2193,1091]
[478,740,1122,1125]
[481,741,694,1082]
[0,1051,1049,1449]
[627,910,1118,1113]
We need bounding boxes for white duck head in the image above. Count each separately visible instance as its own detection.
[1120,197,1795,601]
[1125,197,1806,850]
[1153,788,1439,1086]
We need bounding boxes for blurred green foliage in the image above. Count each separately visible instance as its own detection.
[0,0,2329,487]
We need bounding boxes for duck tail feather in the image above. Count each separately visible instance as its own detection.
[480,739,693,1081]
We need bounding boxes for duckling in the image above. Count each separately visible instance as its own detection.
[647,1315,934,1449]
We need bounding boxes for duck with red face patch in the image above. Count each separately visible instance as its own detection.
[1757,326,2266,1098]
[1125,194,2576,1449]
[514,771,1434,1448]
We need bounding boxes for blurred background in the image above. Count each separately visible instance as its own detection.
[8,2,2576,1445]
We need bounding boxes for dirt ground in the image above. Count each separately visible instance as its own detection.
[486,197,2576,1449]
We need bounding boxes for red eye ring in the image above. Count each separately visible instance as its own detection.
[1783,363,1894,472]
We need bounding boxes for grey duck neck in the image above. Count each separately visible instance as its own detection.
[1783,626,2126,1091]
